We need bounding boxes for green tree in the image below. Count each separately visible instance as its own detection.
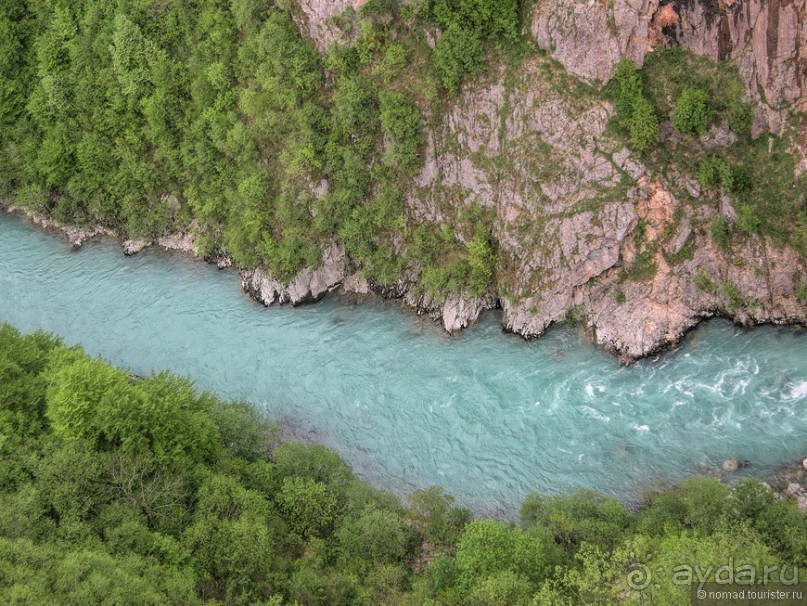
[672,87,710,136]
[45,353,128,444]
[409,485,471,547]
[523,490,633,551]
[336,507,407,575]
[455,520,557,589]
[471,570,534,606]
[432,25,483,93]
[184,475,277,603]
[431,0,520,41]
[277,477,337,538]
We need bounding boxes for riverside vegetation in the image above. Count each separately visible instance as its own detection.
[0,0,514,292]
[2,0,805,308]
[1,323,807,605]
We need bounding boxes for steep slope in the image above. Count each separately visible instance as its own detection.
[242,0,807,359]
[2,0,805,360]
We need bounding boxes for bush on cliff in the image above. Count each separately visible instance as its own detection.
[672,87,711,136]
[611,60,659,152]
[432,24,484,93]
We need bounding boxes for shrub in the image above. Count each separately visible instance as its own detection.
[708,216,731,249]
[699,155,744,193]
[736,203,761,234]
[431,0,520,41]
[379,91,424,172]
[432,24,483,93]
[613,60,644,117]
[694,268,716,293]
[374,43,408,82]
[727,96,753,137]
[612,60,659,152]
[628,96,659,151]
[524,490,633,552]
[467,223,495,296]
[672,87,710,136]
[722,281,744,309]
[409,485,471,547]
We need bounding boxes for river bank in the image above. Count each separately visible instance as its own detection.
[3,319,805,605]
[5,202,807,365]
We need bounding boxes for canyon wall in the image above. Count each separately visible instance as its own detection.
[260,0,805,360]
[531,0,807,133]
[31,0,802,361]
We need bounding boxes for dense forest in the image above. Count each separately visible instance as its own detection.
[2,0,805,305]
[0,0,517,292]
[0,322,805,605]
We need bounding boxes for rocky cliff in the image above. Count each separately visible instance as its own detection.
[229,0,804,360]
[532,0,807,133]
[16,0,805,362]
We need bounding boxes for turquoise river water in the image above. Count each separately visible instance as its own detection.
[1,212,806,514]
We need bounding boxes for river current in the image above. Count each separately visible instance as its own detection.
[1,212,805,514]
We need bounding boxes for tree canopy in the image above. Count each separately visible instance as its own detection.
[1,323,805,604]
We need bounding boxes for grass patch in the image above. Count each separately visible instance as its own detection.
[694,268,716,293]
[663,231,695,264]
[621,248,657,282]
[722,281,744,309]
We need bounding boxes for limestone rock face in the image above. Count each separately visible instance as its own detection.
[158,232,197,255]
[4,204,112,249]
[531,0,661,84]
[531,0,807,132]
[668,0,807,133]
[406,49,807,359]
[294,0,355,50]
[122,239,150,256]
[575,180,807,359]
[240,241,348,306]
[234,42,806,359]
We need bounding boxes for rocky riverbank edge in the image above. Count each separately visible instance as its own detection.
[718,456,807,513]
[5,201,806,363]
[765,458,807,512]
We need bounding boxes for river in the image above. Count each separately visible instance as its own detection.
[1,212,806,514]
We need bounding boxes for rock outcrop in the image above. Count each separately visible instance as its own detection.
[294,0,806,132]
[294,0,356,50]
[240,241,348,306]
[765,458,807,512]
[531,0,661,85]
[157,232,198,255]
[670,0,807,132]
[122,239,150,256]
[3,204,112,249]
[531,0,807,132]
